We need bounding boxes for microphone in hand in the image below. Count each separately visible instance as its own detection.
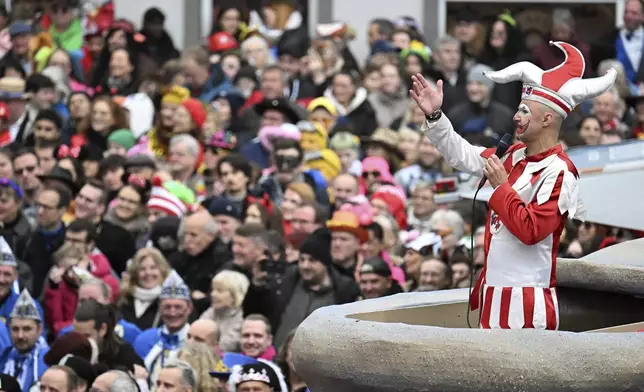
[478,133,513,190]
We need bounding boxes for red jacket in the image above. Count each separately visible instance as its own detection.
[45,253,120,334]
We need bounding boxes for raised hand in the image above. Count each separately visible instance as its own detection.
[410,74,444,116]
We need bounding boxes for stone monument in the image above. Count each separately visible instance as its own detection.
[292,238,644,391]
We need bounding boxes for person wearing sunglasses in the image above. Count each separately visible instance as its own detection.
[12,149,42,211]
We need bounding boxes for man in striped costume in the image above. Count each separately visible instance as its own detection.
[411,42,616,330]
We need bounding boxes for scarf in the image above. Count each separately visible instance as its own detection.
[103,208,149,236]
[3,346,40,391]
[133,286,162,318]
[144,324,189,384]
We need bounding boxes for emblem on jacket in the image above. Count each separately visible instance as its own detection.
[490,211,503,234]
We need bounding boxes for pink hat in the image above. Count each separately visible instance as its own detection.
[258,124,301,151]
[361,156,394,184]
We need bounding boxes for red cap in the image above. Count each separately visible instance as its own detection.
[181,98,207,131]
[208,32,239,53]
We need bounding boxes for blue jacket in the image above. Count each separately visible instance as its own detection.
[0,343,48,392]
[195,64,235,103]
[58,318,141,345]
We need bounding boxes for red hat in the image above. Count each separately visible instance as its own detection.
[181,98,207,130]
[371,185,407,230]
[209,32,239,53]
[484,41,616,118]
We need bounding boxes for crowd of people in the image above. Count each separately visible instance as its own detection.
[0,0,639,391]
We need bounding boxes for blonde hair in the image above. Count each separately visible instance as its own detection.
[52,242,85,267]
[118,248,171,306]
[177,343,224,392]
[286,182,316,204]
[211,270,250,308]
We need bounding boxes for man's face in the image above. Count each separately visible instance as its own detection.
[592,92,617,124]
[418,137,440,167]
[51,3,75,28]
[183,216,216,256]
[14,153,41,192]
[218,162,248,193]
[0,191,19,223]
[419,259,449,289]
[186,322,217,347]
[160,299,192,332]
[624,0,644,31]
[298,254,327,286]
[156,368,187,392]
[291,206,317,234]
[33,88,56,110]
[466,80,490,104]
[361,229,384,260]
[35,147,57,174]
[0,265,16,300]
[332,175,358,207]
[331,231,360,264]
[213,215,240,243]
[182,58,207,89]
[452,262,471,285]
[169,143,197,175]
[65,230,91,255]
[34,119,60,142]
[79,283,109,304]
[10,318,41,353]
[11,33,31,56]
[37,189,63,229]
[241,320,272,358]
[231,235,264,268]
[260,109,285,128]
[39,368,69,392]
[274,148,301,184]
[260,69,285,99]
[512,100,544,143]
[238,381,271,392]
[278,54,300,79]
[73,319,106,347]
[437,43,461,72]
[75,185,103,220]
[359,273,391,299]
[411,188,435,217]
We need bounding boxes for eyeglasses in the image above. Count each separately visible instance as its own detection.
[361,171,381,179]
[15,165,36,176]
[35,202,59,211]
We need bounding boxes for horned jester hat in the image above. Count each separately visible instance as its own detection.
[483,41,616,118]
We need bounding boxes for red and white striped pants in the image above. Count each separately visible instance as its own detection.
[479,285,559,330]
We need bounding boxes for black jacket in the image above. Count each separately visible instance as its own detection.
[96,220,137,275]
[243,264,360,333]
[119,295,161,331]
[20,225,66,299]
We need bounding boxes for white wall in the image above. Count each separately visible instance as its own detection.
[113,0,186,49]
[331,0,423,66]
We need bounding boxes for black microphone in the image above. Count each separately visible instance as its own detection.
[477,133,513,190]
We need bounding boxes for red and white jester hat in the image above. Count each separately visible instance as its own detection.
[484,41,616,118]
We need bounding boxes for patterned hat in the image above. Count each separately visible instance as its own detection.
[147,177,195,218]
[10,289,41,321]
[160,270,190,301]
[484,41,616,118]
[228,362,280,390]
[0,237,17,267]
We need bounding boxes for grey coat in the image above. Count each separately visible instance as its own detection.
[200,306,243,352]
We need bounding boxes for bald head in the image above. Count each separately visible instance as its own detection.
[332,173,359,207]
[187,319,219,348]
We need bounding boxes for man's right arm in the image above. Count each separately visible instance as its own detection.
[421,115,487,177]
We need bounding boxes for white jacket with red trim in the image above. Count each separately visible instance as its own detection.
[422,116,585,330]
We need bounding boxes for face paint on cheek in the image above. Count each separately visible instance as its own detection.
[516,104,532,136]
